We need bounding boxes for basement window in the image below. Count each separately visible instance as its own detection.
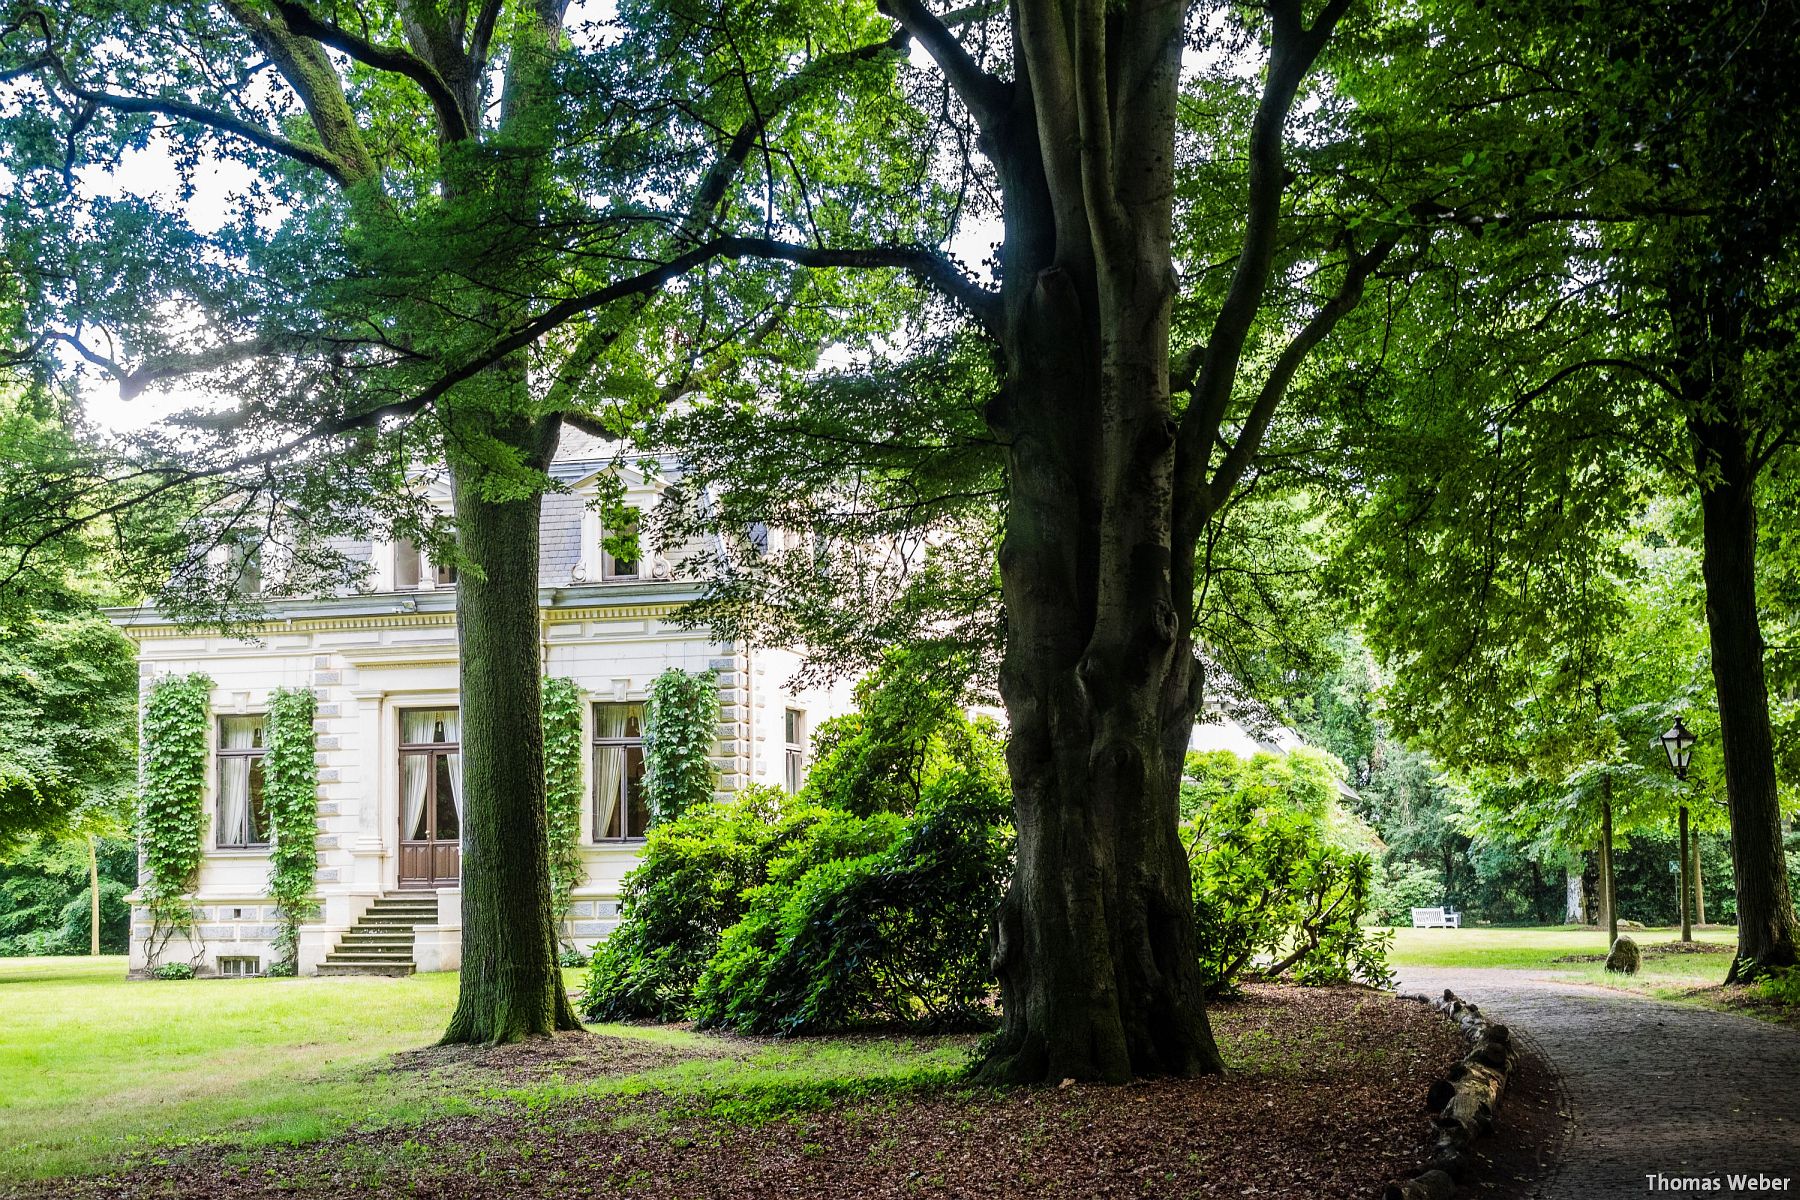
[217,956,260,978]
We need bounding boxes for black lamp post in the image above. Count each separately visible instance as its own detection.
[1659,716,1699,941]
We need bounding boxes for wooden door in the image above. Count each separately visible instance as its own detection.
[398,710,461,888]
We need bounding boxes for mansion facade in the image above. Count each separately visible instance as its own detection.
[114,432,850,977]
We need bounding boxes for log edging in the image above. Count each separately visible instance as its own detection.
[1382,989,1518,1200]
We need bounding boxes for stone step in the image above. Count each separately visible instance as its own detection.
[338,934,415,946]
[325,951,416,965]
[357,916,433,927]
[317,961,415,977]
[327,943,414,956]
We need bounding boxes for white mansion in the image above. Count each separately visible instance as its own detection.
[114,431,851,977]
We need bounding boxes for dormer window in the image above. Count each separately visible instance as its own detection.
[604,509,640,580]
[394,539,423,589]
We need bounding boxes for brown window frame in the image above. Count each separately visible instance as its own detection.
[592,702,648,841]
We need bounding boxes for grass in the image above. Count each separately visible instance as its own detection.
[0,957,962,1184]
[1384,923,1741,999]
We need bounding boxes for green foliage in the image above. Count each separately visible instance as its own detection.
[148,962,195,981]
[263,687,317,975]
[0,835,134,955]
[1182,749,1390,995]
[581,785,794,1022]
[541,676,585,939]
[1370,861,1453,927]
[137,673,212,966]
[1758,967,1800,1010]
[642,669,719,826]
[693,770,1011,1035]
[0,416,139,852]
[803,646,998,817]
[585,658,1013,1034]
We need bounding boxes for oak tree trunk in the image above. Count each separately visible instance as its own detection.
[1693,414,1800,982]
[441,416,582,1044]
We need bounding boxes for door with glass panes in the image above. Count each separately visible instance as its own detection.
[397,708,461,887]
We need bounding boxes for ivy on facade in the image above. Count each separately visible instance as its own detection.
[542,676,585,945]
[138,673,212,967]
[644,668,720,825]
[263,686,318,975]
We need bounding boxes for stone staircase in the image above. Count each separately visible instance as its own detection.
[318,894,438,976]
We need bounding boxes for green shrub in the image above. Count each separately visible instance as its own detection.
[1370,860,1447,925]
[693,769,1010,1035]
[1759,966,1800,1008]
[582,651,1014,1035]
[1184,748,1391,994]
[580,785,794,1021]
[149,962,195,981]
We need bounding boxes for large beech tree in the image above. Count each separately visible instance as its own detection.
[0,0,978,1042]
[644,0,1448,1081]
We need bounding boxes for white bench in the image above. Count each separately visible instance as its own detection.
[1411,907,1461,929]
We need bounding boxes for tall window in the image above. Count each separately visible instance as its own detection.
[399,708,461,843]
[594,702,647,840]
[604,509,640,580]
[217,715,269,848]
[784,708,806,794]
[393,539,422,590]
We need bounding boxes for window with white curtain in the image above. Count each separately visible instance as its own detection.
[784,708,806,794]
[399,708,461,842]
[216,715,269,848]
[593,702,647,840]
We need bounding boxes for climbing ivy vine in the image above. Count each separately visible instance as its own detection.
[264,686,318,975]
[644,668,720,825]
[138,673,212,967]
[542,676,585,945]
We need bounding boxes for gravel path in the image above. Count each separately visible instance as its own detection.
[1399,967,1800,1199]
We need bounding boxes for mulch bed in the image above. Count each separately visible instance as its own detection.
[21,986,1465,1200]
[385,1029,707,1084]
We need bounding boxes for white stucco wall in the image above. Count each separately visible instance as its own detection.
[123,590,850,975]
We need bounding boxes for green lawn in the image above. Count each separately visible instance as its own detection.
[0,957,966,1184]
[1384,924,1741,998]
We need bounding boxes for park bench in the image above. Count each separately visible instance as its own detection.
[1410,906,1461,929]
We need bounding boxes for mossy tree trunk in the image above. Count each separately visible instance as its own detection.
[441,414,581,1044]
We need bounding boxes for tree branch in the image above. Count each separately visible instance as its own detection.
[269,1,473,141]
[30,51,356,185]
[1197,237,1397,517]
[877,0,1009,130]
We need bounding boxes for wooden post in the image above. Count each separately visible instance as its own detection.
[88,835,100,957]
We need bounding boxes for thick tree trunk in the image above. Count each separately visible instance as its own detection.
[1599,797,1617,946]
[441,417,581,1044]
[1530,860,1545,925]
[1678,805,1692,942]
[1691,416,1800,982]
[1565,866,1584,925]
[976,253,1223,1084]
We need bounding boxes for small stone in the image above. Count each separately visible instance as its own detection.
[1605,935,1641,974]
